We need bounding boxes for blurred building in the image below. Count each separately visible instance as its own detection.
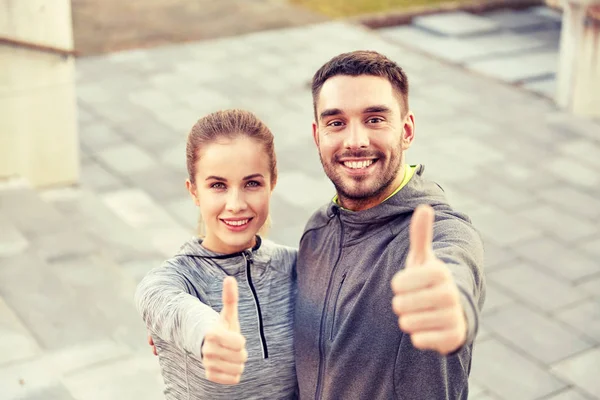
[1,0,79,188]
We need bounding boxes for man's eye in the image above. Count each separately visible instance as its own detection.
[367,117,383,124]
[327,121,344,127]
[210,182,226,189]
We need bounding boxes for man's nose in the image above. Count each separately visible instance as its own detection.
[343,122,370,149]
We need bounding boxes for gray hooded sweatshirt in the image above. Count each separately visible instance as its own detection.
[135,237,298,399]
[294,165,485,400]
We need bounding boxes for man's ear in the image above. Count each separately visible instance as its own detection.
[186,179,200,206]
[312,121,320,147]
[401,112,415,150]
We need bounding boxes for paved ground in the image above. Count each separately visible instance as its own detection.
[380,5,564,98]
[72,0,327,56]
[2,6,600,400]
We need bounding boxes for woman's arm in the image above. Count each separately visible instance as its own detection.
[134,262,220,358]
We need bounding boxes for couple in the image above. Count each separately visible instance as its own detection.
[135,50,486,400]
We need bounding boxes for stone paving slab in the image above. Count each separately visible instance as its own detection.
[0,297,41,366]
[552,348,600,399]
[413,11,501,37]
[471,338,568,399]
[468,49,558,83]
[62,354,164,400]
[545,389,594,400]
[376,5,565,97]
[483,8,561,31]
[487,262,591,312]
[0,340,131,399]
[485,303,595,365]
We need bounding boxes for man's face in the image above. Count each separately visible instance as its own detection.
[313,75,414,210]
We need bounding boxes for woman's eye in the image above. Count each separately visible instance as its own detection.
[210,182,226,189]
[246,180,261,187]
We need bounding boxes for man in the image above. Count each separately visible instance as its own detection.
[149,50,485,399]
[293,50,485,399]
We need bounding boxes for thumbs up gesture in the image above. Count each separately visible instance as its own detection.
[201,277,248,384]
[391,205,467,355]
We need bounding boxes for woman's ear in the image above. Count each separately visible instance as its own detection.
[186,179,200,206]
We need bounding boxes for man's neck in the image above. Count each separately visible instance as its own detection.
[339,164,406,212]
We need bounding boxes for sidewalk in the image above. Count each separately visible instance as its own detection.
[1,8,599,399]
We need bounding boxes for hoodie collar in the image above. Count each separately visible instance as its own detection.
[325,165,448,244]
[176,236,270,276]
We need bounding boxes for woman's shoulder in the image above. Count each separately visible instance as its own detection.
[260,238,298,259]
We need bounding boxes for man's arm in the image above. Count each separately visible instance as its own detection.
[391,205,484,354]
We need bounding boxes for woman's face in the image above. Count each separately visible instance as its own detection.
[186,136,272,254]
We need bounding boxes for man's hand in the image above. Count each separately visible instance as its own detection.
[201,277,248,385]
[391,205,467,355]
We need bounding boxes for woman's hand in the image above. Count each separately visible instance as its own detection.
[201,277,248,385]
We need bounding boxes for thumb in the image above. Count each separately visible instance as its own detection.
[220,276,240,332]
[408,204,435,267]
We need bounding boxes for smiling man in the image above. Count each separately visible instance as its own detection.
[294,51,486,399]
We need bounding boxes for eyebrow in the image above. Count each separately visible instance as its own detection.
[319,108,343,120]
[205,174,264,181]
[319,105,392,121]
[364,105,392,114]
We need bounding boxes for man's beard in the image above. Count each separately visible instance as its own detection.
[319,148,402,203]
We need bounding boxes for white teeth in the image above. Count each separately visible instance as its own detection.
[344,160,374,169]
[224,219,249,226]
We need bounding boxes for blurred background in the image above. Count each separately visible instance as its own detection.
[1,0,599,399]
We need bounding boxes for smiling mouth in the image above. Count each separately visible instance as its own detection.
[341,159,378,169]
[221,218,253,227]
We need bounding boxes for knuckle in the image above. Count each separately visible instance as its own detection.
[202,345,216,358]
[205,370,216,381]
[241,349,249,362]
[433,266,449,281]
[436,285,456,305]
[204,331,218,343]
[399,316,413,332]
[411,334,425,349]
[392,296,403,314]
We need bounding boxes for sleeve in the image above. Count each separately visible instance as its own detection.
[432,207,486,348]
[134,261,220,358]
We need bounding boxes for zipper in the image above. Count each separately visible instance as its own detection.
[315,212,345,400]
[329,272,347,341]
[244,251,269,359]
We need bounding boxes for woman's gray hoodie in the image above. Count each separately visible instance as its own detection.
[135,236,298,400]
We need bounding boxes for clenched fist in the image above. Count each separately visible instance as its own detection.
[391,205,467,355]
[202,277,248,384]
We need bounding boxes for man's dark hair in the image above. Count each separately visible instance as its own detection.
[311,50,409,119]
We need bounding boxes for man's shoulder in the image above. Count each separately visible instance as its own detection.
[301,201,334,238]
